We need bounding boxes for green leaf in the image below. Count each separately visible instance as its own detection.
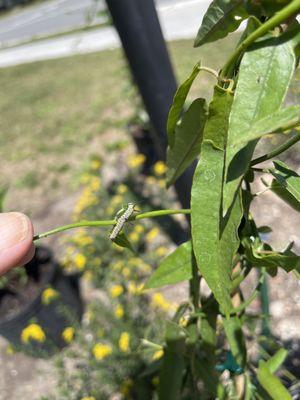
[234,106,300,146]
[198,297,220,398]
[243,239,300,274]
[194,0,248,47]
[111,232,135,253]
[223,316,247,368]
[265,348,288,374]
[158,322,186,400]
[191,87,242,316]
[257,361,292,400]
[223,35,296,214]
[145,241,192,289]
[166,98,207,187]
[167,62,201,145]
[271,160,300,206]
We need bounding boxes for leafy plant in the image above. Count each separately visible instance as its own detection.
[30,0,300,398]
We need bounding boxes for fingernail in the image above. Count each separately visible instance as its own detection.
[0,212,30,251]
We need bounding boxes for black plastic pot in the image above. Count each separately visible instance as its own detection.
[0,247,83,357]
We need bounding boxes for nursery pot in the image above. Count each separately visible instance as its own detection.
[0,246,83,357]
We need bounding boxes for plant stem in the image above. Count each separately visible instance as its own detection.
[135,209,190,220]
[33,209,191,241]
[221,0,300,77]
[251,133,300,165]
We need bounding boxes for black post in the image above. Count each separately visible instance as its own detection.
[105,0,194,209]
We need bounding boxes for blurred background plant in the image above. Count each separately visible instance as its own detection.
[42,152,185,399]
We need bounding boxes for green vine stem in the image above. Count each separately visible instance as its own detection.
[220,0,300,78]
[251,133,300,166]
[33,209,191,241]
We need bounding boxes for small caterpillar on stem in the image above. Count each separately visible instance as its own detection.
[109,203,137,240]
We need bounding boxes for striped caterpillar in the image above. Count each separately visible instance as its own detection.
[109,203,136,240]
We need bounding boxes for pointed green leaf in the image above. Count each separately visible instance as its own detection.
[257,361,292,400]
[167,62,201,145]
[223,35,296,214]
[265,348,288,374]
[111,232,135,253]
[234,106,300,146]
[223,316,247,368]
[243,239,300,273]
[194,0,248,47]
[271,160,300,205]
[166,98,207,187]
[145,241,192,289]
[191,87,242,315]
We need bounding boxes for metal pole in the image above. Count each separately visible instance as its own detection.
[105,0,194,209]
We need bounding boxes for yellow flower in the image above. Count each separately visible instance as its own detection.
[62,327,75,343]
[114,304,124,319]
[21,323,46,344]
[90,177,101,191]
[128,231,139,243]
[81,397,96,400]
[119,332,130,353]
[92,343,112,360]
[117,184,128,194]
[134,224,144,234]
[146,227,159,242]
[151,293,171,312]
[113,260,124,271]
[122,267,131,278]
[155,246,168,257]
[152,349,164,360]
[41,287,59,305]
[153,161,167,176]
[128,282,144,296]
[74,253,86,270]
[179,316,188,327]
[110,285,124,298]
[91,159,102,170]
[128,154,146,169]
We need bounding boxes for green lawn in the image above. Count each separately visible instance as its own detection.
[0,37,240,214]
[0,35,298,215]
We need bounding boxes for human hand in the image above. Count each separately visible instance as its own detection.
[0,212,35,275]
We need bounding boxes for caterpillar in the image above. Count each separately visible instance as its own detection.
[109,203,136,240]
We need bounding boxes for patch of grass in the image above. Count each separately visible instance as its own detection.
[2,34,297,214]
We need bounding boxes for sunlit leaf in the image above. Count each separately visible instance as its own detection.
[145,241,192,289]
[270,160,300,207]
[234,106,300,146]
[257,360,292,400]
[167,62,201,145]
[223,35,296,214]
[191,87,242,316]
[265,348,288,374]
[166,98,207,187]
[194,0,248,47]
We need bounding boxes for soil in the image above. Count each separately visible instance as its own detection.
[0,251,50,320]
